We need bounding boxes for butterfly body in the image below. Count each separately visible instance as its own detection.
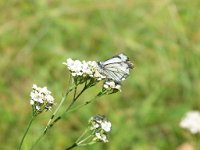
[97,54,133,82]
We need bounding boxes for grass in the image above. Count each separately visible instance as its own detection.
[0,0,200,149]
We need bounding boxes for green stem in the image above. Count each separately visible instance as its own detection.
[45,85,74,131]
[65,128,90,150]
[46,75,73,127]
[65,140,95,150]
[65,143,78,150]
[18,115,35,150]
[79,141,96,146]
[71,84,87,104]
[76,129,88,143]
[67,91,105,113]
[67,98,94,113]
[77,135,92,145]
[48,85,87,128]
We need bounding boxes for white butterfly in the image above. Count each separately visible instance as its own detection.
[97,53,133,82]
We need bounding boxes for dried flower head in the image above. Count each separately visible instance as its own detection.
[180,111,200,134]
[30,84,55,115]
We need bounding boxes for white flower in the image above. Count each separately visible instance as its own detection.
[103,80,121,91]
[30,84,55,114]
[36,105,41,111]
[101,121,112,132]
[45,95,54,103]
[65,58,74,67]
[180,111,200,134]
[63,59,83,77]
[63,58,106,81]
[89,116,101,130]
[89,115,112,132]
[30,100,34,105]
[90,122,100,130]
[95,132,108,143]
[89,115,112,143]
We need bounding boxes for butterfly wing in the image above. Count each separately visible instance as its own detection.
[102,62,131,82]
[98,54,133,82]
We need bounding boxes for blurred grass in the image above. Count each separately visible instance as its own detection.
[1,0,200,149]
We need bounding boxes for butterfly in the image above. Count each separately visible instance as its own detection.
[97,53,133,82]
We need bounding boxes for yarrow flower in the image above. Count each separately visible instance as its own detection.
[103,80,121,92]
[63,58,106,84]
[180,111,200,134]
[95,133,108,143]
[30,84,55,115]
[89,115,112,143]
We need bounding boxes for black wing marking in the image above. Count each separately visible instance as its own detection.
[103,66,129,82]
[101,53,129,65]
[103,69,121,82]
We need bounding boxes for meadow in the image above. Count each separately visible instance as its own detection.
[0,0,200,149]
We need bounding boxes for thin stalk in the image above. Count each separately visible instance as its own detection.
[48,85,87,128]
[71,84,87,104]
[43,86,75,135]
[65,143,78,150]
[18,115,35,150]
[77,135,92,145]
[67,91,105,113]
[67,98,95,114]
[65,140,95,150]
[46,75,72,127]
[73,86,77,100]
[65,129,90,150]
[45,86,74,132]
[78,141,96,146]
[76,129,88,143]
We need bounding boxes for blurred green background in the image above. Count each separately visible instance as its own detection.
[1,0,200,150]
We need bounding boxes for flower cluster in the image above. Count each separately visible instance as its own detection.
[63,59,106,84]
[89,115,112,143]
[103,80,121,92]
[30,84,55,115]
[180,111,200,134]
